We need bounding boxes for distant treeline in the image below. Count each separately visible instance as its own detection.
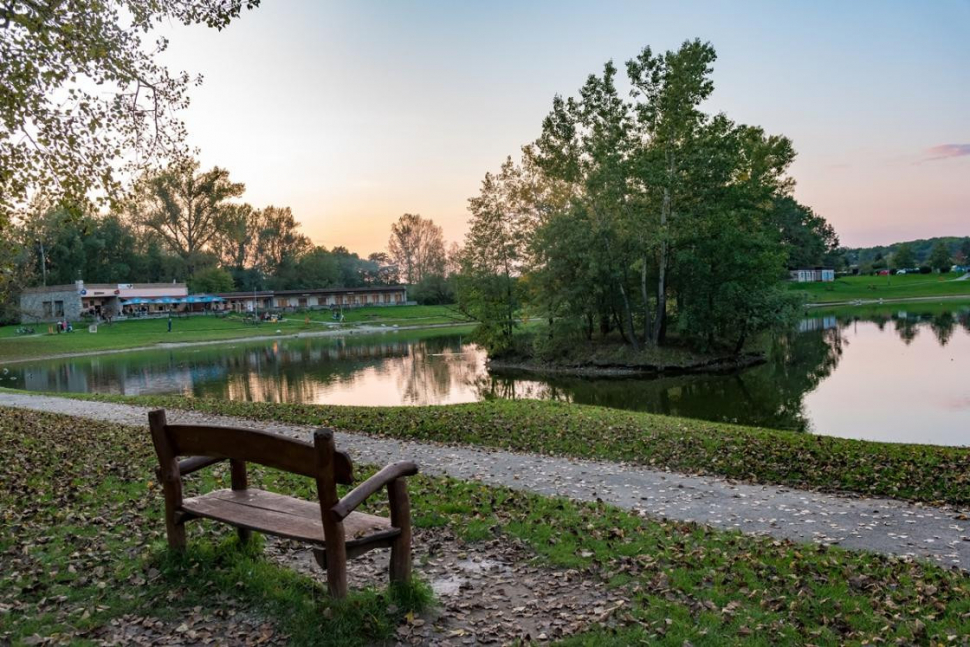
[0,160,459,322]
[845,237,970,268]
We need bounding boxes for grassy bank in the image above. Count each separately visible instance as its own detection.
[305,304,470,327]
[5,407,970,645]
[790,272,970,304]
[0,305,470,363]
[65,394,970,506]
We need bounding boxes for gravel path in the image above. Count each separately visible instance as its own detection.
[3,392,969,570]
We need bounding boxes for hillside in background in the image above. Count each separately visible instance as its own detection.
[844,236,970,266]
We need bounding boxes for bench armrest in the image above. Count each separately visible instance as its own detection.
[330,461,418,521]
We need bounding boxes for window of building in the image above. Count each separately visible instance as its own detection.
[43,301,52,317]
[298,298,307,307]
[54,300,65,317]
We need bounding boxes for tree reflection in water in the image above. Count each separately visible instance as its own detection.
[6,305,969,440]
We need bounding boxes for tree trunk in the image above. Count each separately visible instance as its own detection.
[618,282,639,352]
[641,255,652,344]
[599,313,611,337]
[653,150,673,346]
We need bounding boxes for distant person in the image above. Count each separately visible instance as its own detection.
[167,315,172,333]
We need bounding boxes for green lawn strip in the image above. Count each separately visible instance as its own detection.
[305,304,472,327]
[0,316,312,362]
[4,408,970,645]
[0,307,474,363]
[64,394,970,507]
[790,273,970,304]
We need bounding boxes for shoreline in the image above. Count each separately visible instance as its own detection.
[0,320,475,365]
[487,351,766,378]
[804,294,970,308]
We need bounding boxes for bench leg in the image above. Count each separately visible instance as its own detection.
[166,514,187,550]
[326,539,348,599]
[229,460,252,545]
[388,479,412,584]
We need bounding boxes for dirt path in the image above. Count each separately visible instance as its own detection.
[2,392,968,571]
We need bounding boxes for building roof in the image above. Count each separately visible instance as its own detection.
[22,282,187,295]
[216,285,407,298]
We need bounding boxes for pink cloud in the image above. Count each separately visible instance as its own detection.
[925,144,970,161]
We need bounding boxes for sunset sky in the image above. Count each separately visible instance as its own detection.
[158,0,969,254]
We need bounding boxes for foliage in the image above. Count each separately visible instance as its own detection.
[409,273,454,305]
[891,242,917,269]
[928,240,952,272]
[77,394,970,507]
[0,0,258,231]
[457,154,547,353]
[771,196,841,268]
[254,206,311,276]
[461,39,827,355]
[214,203,260,270]
[131,160,245,271]
[845,236,970,267]
[187,266,234,294]
[387,214,446,284]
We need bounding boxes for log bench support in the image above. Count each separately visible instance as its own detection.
[147,409,418,598]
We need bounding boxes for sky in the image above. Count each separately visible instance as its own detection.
[157,0,970,252]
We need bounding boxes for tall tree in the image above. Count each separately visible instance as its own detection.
[215,203,260,270]
[958,239,970,265]
[460,156,540,351]
[892,243,916,270]
[388,214,446,284]
[254,206,310,274]
[534,62,641,348]
[627,39,717,345]
[928,241,952,272]
[771,197,840,268]
[133,160,244,271]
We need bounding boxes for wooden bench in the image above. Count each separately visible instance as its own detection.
[147,409,418,598]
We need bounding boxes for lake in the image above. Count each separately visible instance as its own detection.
[2,304,968,446]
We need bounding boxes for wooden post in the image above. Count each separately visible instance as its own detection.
[148,409,186,550]
[314,429,348,598]
[388,478,412,584]
[230,458,252,544]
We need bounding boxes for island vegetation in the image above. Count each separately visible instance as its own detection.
[455,41,841,375]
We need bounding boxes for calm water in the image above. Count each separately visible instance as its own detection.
[3,306,969,446]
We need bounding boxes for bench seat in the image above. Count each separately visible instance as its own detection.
[181,488,399,546]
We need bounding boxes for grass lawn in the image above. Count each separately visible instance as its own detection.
[791,272,970,303]
[62,394,970,507]
[0,305,470,363]
[304,304,470,327]
[5,407,970,645]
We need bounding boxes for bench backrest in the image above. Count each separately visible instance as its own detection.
[148,410,354,485]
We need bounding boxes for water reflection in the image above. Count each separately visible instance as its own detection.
[3,306,969,446]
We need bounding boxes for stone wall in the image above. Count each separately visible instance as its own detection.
[19,289,83,323]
